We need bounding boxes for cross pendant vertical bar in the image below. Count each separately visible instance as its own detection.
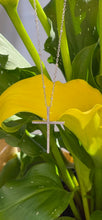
[47,106,50,154]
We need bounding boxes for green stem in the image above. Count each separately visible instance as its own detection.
[50,130,81,220]
[51,132,75,190]
[94,168,102,210]
[99,0,102,75]
[56,0,72,81]
[69,170,79,187]
[29,0,51,36]
[75,158,90,220]
[4,6,50,78]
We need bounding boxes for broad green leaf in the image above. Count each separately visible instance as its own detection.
[90,210,102,220]
[0,163,73,220]
[44,0,98,78]
[0,34,31,69]
[0,157,20,187]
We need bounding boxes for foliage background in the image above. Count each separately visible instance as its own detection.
[0,0,65,81]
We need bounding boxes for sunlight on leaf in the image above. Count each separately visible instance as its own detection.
[0,34,31,69]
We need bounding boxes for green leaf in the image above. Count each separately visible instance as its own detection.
[56,217,75,220]
[44,0,65,75]
[0,54,8,68]
[0,113,47,158]
[0,66,37,94]
[0,34,31,69]
[72,43,96,80]
[0,163,73,220]
[0,157,20,188]
[66,0,98,59]
[96,74,102,88]
[19,133,45,157]
[59,126,94,169]
[0,128,20,147]
[74,156,92,193]
[72,42,101,91]
[90,210,102,220]
[44,0,98,78]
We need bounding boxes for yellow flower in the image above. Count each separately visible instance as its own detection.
[0,74,102,167]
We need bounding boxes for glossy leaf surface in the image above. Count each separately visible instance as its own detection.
[0,163,73,220]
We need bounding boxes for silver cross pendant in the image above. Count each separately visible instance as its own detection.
[32,107,64,153]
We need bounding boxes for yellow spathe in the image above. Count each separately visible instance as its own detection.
[0,74,102,123]
[1,74,102,166]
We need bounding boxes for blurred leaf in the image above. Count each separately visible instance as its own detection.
[0,157,20,188]
[0,163,74,220]
[44,0,98,78]
[0,128,21,147]
[19,133,45,157]
[74,156,92,193]
[90,211,102,220]
[96,74,102,89]
[59,126,94,169]
[0,54,8,68]
[0,34,30,69]
[56,217,75,220]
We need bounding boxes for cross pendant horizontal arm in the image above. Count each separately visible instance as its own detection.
[32,121,65,125]
[32,108,64,153]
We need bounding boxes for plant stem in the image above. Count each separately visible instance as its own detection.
[94,168,102,210]
[50,132,75,190]
[29,0,51,36]
[56,0,72,81]
[4,6,50,78]
[50,130,82,220]
[99,0,102,75]
[75,158,90,220]
[69,170,79,187]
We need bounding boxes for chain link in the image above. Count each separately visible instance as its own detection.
[33,0,67,110]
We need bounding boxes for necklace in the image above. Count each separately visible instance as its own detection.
[32,0,67,153]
